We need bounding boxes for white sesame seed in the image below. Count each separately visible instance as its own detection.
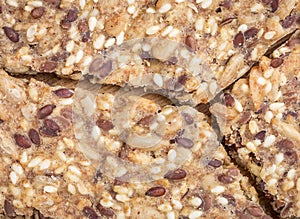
[146,7,156,13]
[27,1,43,7]
[100,198,114,208]
[10,171,18,184]
[168,28,180,37]
[168,149,177,162]
[127,0,135,4]
[264,81,272,93]
[75,50,84,63]
[296,178,300,191]
[269,102,285,111]
[116,194,130,202]
[209,80,218,95]
[234,99,243,113]
[6,0,18,7]
[66,40,75,53]
[257,77,266,85]
[263,135,276,148]
[287,169,296,180]
[116,31,125,45]
[217,197,229,205]
[159,3,172,13]
[77,182,89,195]
[201,0,212,9]
[68,183,76,195]
[158,203,172,212]
[68,165,82,176]
[79,0,86,9]
[150,166,161,174]
[93,34,105,50]
[189,210,203,219]
[171,199,182,210]
[275,153,284,164]
[11,163,24,175]
[44,186,58,193]
[249,121,258,134]
[66,55,76,67]
[211,185,225,194]
[27,24,37,42]
[104,38,116,48]
[161,26,173,37]
[264,31,276,40]
[251,3,264,12]
[146,25,161,35]
[39,159,51,170]
[167,212,175,219]
[238,24,248,32]
[190,197,202,207]
[153,73,164,87]
[28,157,42,168]
[92,125,101,140]
[88,16,97,31]
[127,5,135,14]
[195,18,205,31]
[264,111,274,123]
[246,142,256,152]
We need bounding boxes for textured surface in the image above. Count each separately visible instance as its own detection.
[0,0,299,104]
[211,31,300,218]
[0,70,271,218]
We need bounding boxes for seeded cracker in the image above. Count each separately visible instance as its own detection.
[0,70,272,218]
[0,0,299,104]
[211,31,300,218]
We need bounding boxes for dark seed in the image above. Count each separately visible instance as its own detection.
[40,119,60,137]
[66,9,78,22]
[200,195,212,211]
[96,204,115,217]
[38,104,56,119]
[224,93,235,107]
[78,19,88,33]
[218,174,235,184]
[282,15,296,28]
[137,115,155,127]
[262,0,272,4]
[39,61,57,72]
[89,58,106,74]
[254,130,266,141]
[3,26,19,42]
[145,186,166,197]
[208,159,222,168]
[280,202,292,218]
[14,134,31,149]
[4,200,16,218]
[81,31,90,42]
[29,129,40,146]
[52,116,70,129]
[31,7,45,19]
[222,194,236,206]
[276,139,295,150]
[44,0,61,7]
[0,119,3,124]
[244,27,259,40]
[219,0,232,9]
[60,19,71,29]
[233,31,244,48]
[140,51,151,60]
[220,17,236,26]
[60,108,72,120]
[166,56,178,65]
[270,58,283,68]
[287,38,300,47]
[118,146,128,159]
[164,168,187,180]
[284,150,298,165]
[96,119,114,131]
[237,111,251,124]
[255,103,268,114]
[246,206,263,217]
[227,168,239,177]
[185,35,196,51]
[271,0,279,12]
[98,61,113,78]
[82,206,98,219]
[176,137,194,148]
[177,75,188,85]
[53,88,73,98]
[182,113,194,125]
